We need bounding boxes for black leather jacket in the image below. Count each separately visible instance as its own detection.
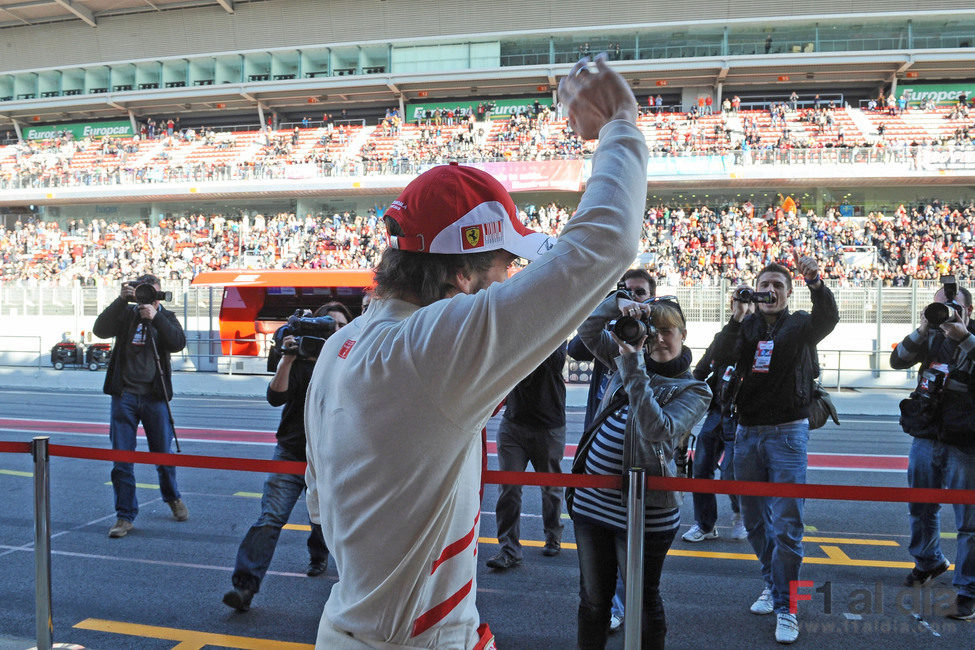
[93,297,186,401]
[713,282,839,426]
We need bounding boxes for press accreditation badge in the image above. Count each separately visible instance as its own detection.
[751,340,774,373]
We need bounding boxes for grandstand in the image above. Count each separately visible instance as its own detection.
[0,0,971,273]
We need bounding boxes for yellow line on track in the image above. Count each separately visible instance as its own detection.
[74,618,313,649]
[282,527,910,569]
[0,469,32,477]
[804,536,899,546]
[234,491,263,498]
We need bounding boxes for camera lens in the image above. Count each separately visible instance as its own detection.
[923,303,951,327]
[612,316,647,345]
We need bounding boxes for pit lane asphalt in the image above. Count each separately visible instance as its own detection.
[0,388,969,649]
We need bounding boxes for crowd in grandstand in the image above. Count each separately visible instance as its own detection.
[2,98,974,190]
[2,199,971,287]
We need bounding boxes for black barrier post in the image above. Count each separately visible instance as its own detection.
[31,436,53,650]
[623,467,645,650]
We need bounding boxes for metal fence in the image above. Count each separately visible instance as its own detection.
[0,278,942,324]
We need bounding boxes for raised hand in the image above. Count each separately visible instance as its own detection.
[558,53,638,141]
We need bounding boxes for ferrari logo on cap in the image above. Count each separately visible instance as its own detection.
[463,225,484,249]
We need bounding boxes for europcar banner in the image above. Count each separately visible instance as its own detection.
[896,84,975,106]
[24,120,133,140]
[464,160,583,192]
[406,97,553,123]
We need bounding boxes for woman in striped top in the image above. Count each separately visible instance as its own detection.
[571,292,711,649]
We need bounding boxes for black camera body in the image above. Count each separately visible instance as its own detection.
[923,275,962,327]
[734,288,776,304]
[268,310,337,370]
[127,281,172,305]
[607,315,657,346]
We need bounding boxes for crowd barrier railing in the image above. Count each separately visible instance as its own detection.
[4,436,975,649]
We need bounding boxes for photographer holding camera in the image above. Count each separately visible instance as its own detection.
[890,277,975,621]
[92,273,186,539]
[223,302,351,612]
[711,254,838,644]
[570,291,710,648]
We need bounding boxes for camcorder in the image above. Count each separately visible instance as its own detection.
[923,275,962,327]
[267,310,337,370]
[733,287,776,304]
[607,315,657,346]
[127,281,172,305]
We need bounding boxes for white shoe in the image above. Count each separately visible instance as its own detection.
[750,587,774,615]
[775,613,799,644]
[731,513,747,540]
[681,524,719,542]
[608,614,623,634]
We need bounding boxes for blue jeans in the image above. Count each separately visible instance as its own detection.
[575,518,676,650]
[232,444,329,592]
[733,421,808,614]
[908,437,975,598]
[691,409,740,532]
[109,392,180,522]
[611,573,625,619]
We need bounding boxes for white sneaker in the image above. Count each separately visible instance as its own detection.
[750,587,774,615]
[608,614,623,634]
[731,513,747,540]
[775,613,799,644]
[681,524,719,542]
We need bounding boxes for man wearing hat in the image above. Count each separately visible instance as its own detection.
[304,54,648,649]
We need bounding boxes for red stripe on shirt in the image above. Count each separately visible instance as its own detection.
[411,579,474,638]
[430,512,479,575]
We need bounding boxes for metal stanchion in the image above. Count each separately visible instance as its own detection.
[32,436,53,650]
[623,467,646,650]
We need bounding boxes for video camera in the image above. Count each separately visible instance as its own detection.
[127,281,172,305]
[733,287,776,304]
[267,310,337,370]
[923,275,962,327]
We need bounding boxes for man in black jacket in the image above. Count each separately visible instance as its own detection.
[568,269,656,429]
[712,256,838,645]
[486,342,568,569]
[223,303,350,612]
[92,273,187,539]
[890,284,975,621]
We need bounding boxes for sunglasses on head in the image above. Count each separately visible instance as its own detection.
[642,295,684,318]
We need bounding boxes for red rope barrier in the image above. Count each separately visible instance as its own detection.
[0,440,30,454]
[2,443,973,506]
[47,444,305,476]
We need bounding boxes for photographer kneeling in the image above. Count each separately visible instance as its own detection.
[890,277,975,621]
[570,291,710,649]
[223,302,351,612]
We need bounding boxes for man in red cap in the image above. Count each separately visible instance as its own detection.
[304,53,648,649]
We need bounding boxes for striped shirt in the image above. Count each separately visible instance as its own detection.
[573,405,680,533]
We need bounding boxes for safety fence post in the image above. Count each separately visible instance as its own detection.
[31,436,53,650]
[623,467,645,650]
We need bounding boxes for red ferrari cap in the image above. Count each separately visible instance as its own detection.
[384,162,554,261]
